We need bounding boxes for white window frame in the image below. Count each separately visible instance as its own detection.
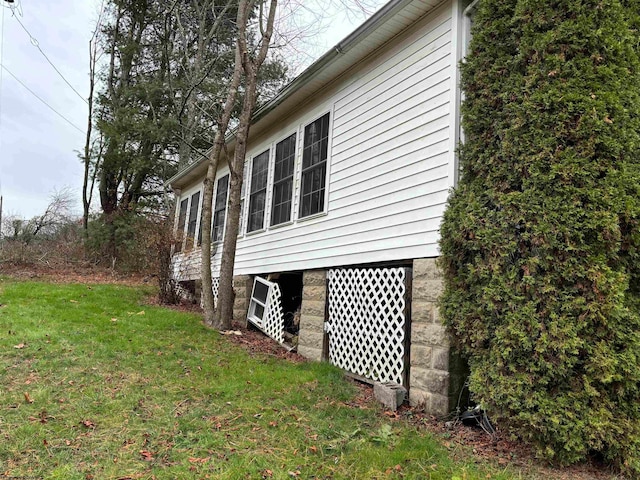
[459,0,478,148]
[236,108,334,235]
[246,148,272,235]
[269,130,298,229]
[238,160,250,237]
[247,276,274,328]
[211,173,230,244]
[174,195,189,253]
[294,109,333,222]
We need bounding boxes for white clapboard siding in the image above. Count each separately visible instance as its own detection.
[173,2,454,277]
[173,246,224,280]
[172,249,201,281]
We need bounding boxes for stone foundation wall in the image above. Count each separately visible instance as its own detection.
[297,270,326,361]
[232,275,252,325]
[409,258,451,415]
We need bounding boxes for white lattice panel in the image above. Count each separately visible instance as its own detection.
[262,283,285,343]
[200,277,220,308]
[248,279,285,344]
[327,267,408,385]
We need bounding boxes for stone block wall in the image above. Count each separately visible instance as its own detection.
[232,275,252,325]
[409,258,451,415]
[297,270,326,361]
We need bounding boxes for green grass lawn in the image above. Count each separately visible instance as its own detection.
[0,279,514,479]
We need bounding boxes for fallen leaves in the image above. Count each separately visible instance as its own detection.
[384,465,403,475]
[81,419,96,429]
[14,343,25,349]
[24,392,34,404]
[188,457,209,464]
[139,450,154,461]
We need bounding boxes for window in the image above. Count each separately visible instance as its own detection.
[300,113,330,218]
[212,175,229,243]
[247,150,269,232]
[271,133,296,226]
[175,198,188,253]
[248,277,272,326]
[185,191,200,250]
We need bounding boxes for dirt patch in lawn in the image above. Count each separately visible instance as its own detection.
[225,322,307,363]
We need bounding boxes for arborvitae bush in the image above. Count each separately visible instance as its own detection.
[439,0,640,473]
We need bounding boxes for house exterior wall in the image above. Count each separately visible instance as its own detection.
[172,1,454,278]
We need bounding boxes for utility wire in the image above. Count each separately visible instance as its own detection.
[1,64,85,135]
[0,3,5,141]
[13,15,88,106]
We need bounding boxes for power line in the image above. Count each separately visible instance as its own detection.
[0,3,5,140]
[0,64,85,135]
[12,15,89,106]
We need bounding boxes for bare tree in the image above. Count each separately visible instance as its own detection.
[201,1,247,327]
[82,2,105,233]
[212,0,278,330]
[1,189,75,244]
[201,0,382,330]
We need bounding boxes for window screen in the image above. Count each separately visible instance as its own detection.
[185,192,200,250]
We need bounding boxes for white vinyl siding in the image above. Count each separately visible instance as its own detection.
[172,1,454,277]
[233,4,453,274]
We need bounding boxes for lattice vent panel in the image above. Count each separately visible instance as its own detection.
[200,277,220,308]
[262,283,285,344]
[327,267,408,385]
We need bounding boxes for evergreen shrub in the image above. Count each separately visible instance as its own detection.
[439,0,640,473]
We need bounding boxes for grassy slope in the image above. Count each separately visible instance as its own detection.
[0,279,513,479]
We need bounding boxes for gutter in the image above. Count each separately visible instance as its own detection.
[166,0,413,188]
[250,0,411,124]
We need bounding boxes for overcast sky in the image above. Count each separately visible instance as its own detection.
[0,0,386,220]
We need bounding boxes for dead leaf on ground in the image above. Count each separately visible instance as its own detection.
[140,450,154,461]
[188,457,210,464]
[81,419,96,429]
[69,300,78,303]
[14,343,25,349]
[24,392,34,403]
[221,330,242,336]
[136,311,145,315]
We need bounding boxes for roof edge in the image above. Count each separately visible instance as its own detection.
[167,0,413,189]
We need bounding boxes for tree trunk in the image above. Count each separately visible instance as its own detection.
[200,15,245,326]
[213,0,278,330]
